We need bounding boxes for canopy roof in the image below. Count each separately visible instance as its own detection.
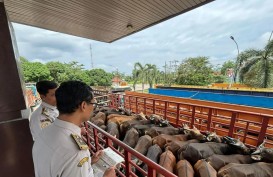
[4,0,213,43]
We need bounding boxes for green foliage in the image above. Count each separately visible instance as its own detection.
[20,57,114,86]
[132,62,163,90]
[176,57,213,86]
[238,39,273,88]
[20,57,52,82]
[212,75,226,83]
[88,68,113,86]
[46,61,66,82]
[220,60,235,75]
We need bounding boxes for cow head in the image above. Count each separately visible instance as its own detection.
[206,132,222,143]
[223,136,251,155]
[251,138,273,162]
[158,119,169,127]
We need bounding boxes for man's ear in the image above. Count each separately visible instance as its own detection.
[80,101,87,112]
[40,94,46,100]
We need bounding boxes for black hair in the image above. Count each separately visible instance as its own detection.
[55,80,94,114]
[36,80,58,95]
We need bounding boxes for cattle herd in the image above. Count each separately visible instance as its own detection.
[89,106,273,177]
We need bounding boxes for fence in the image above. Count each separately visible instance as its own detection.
[123,92,273,148]
[84,122,177,177]
[85,92,273,177]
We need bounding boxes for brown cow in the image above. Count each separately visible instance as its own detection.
[106,122,119,139]
[158,150,176,177]
[251,140,273,163]
[184,125,206,141]
[207,154,254,171]
[122,127,139,148]
[107,115,136,125]
[90,111,106,124]
[134,135,152,156]
[205,132,222,143]
[194,159,217,177]
[120,119,151,137]
[143,144,162,171]
[132,124,155,136]
[165,139,199,155]
[181,142,231,165]
[175,160,194,177]
[223,136,251,155]
[145,126,184,138]
[153,134,188,149]
[218,162,273,177]
[107,113,135,120]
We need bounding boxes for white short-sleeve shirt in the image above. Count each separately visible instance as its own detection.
[29,102,59,140]
[32,118,94,177]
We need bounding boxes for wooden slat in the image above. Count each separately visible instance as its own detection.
[4,0,214,42]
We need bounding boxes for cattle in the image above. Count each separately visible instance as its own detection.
[106,122,120,140]
[218,162,273,177]
[119,119,152,138]
[207,154,254,171]
[145,126,184,138]
[251,140,273,163]
[153,134,188,149]
[223,136,251,155]
[181,142,231,165]
[165,139,199,155]
[183,125,206,141]
[175,160,194,177]
[149,114,164,124]
[100,107,125,117]
[122,128,139,148]
[194,159,217,177]
[158,150,176,177]
[205,132,222,143]
[143,144,162,171]
[117,107,132,116]
[90,112,106,124]
[107,115,136,125]
[107,113,135,120]
[252,147,273,163]
[133,124,155,136]
[134,135,152,156]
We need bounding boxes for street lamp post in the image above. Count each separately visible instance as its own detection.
[230,36,240,83]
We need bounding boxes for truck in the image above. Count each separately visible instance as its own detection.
[1,1,272,177]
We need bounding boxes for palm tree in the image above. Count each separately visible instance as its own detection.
[133,62,148,92]
[145,64,157,88]
[238,32,273,88]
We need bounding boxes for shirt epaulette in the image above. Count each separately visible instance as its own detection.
[41,107,50,117]
[71,134,89,150]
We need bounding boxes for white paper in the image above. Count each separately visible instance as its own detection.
[92,147,124,177]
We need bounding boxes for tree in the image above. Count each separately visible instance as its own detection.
[20,57,52,82]
[145,64,157,88]
[46,61,66,83]
[220,60,235,75]
[176,57,213,86]
[133,62,149,92]
[238,38,273,88]
[88,68,113,86]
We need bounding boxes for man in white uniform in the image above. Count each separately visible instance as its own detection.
[32,80,116,177]
[29,80,58,140]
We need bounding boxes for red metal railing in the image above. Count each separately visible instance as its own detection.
[86,92,273,177]
[84,122,177,177]
[121,93,273,148]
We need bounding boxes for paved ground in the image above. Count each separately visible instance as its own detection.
[129,84,150,91]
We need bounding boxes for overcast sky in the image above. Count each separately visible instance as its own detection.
[13,0,273,75]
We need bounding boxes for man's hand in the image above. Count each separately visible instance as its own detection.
[103,166,116,177]
[91,150,103,165]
